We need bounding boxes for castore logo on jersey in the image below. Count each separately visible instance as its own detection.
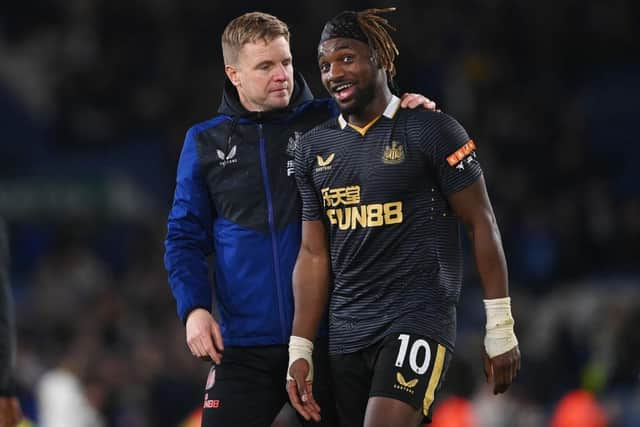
[394,372,418,394]
[217,145,238,167]
[315,153,335,172]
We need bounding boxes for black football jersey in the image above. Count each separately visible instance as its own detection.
[295,96,483,354]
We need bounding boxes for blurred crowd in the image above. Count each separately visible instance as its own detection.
[0,0,638,426]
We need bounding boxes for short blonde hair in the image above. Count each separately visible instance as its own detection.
[222,12,290,65]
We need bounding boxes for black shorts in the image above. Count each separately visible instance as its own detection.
[201,338,337,427]
[330,333,451,427]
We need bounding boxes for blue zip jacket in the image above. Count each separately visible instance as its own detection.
[165,73,336,346]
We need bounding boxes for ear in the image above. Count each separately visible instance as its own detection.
[225,64,241,87]
[369,52,384,73]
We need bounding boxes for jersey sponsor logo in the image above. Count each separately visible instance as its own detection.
[321,185,360,207]
[316,153,335,172]
[321,185,403,230]
[382,141,405,164]
[205,365,216,390]
[203,394,221,409]
[394,372,418,394]
[446,140,476,167]
[217,145,238,167]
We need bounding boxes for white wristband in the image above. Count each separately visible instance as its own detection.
[287,336,314,382]
[484,297,518,358]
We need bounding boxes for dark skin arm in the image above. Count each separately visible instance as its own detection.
[286,220,331,422]
[448,175,521,394]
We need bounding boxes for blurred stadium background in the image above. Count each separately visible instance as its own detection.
[1,0,638,426]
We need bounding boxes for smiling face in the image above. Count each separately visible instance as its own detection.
[225,36,294,112]
[318,37,387,121]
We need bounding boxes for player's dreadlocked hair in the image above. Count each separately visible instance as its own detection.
[319,7,400,90]
[355,8,399,80]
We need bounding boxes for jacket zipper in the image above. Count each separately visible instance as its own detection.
[258,124,287,343]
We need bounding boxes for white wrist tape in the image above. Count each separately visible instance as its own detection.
[287,336,314,382]
[484,297,518,358]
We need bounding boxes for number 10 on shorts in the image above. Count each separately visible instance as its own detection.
[395,334,432,375]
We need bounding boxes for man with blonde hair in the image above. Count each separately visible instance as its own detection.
[165,11,435,426]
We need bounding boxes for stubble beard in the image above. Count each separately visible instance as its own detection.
[339,82,376,117]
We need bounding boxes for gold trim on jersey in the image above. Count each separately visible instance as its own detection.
[348,115,381,136]
[423,344,446,416]
[338,95,401,131]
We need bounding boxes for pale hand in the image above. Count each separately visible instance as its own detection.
[400,93,439,111]
[185,308,224,364]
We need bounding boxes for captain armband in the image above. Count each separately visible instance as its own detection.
[483,297,518,358]
[287,336,314,382]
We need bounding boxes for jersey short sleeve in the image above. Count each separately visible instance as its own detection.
[420,113,483,196]
[295,134,323,221]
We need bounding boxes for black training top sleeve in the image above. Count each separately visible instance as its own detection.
[0,219,16,396]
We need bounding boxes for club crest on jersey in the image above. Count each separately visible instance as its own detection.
[287,131,302,157]
[217,145,238,167]
[394,372,418,394]
[382,141,405,164]
[316,153,335,172]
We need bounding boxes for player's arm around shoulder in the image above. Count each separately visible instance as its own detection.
[399,92,438,111]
